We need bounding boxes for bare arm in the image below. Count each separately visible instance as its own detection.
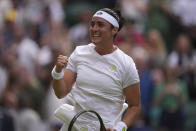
[53,69,76,98]
[107,83,141,131]
[122,83,141,127]
[52,55,77,99]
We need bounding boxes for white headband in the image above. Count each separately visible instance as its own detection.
[93,11,119,28]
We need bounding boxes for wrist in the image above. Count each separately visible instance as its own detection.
[113,121,127,131]
[51,66,64,80]
[55,66,62,73]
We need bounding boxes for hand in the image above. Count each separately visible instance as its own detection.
[55,55,68,72]
[106,128,116,131]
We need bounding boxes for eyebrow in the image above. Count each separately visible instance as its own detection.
[90,20,108,25]
[91,20,104,23]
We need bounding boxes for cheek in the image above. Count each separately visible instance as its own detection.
[104,30,113,38]
[89,30,92,36]
[89,28,92,34]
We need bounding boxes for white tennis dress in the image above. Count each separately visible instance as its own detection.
[55,43,140,131]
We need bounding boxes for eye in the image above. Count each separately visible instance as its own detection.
[98,23,104,27]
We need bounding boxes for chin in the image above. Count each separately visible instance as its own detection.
[93,42,101,46]
[91,39,100,45]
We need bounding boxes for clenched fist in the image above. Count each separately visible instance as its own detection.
[55,55,68,73]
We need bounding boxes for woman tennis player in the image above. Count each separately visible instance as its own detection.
[51,8,141,131]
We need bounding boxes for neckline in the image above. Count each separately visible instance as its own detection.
[89,43,118,57]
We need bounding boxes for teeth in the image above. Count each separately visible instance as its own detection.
[93,35,100,37]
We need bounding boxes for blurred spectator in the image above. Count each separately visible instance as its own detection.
[116,20,145,47]
[35,23,73,89]
[131,46,154,125]
[42,86,67,131]
[0,106,15,131]
[171,0,196,27]
[0,89,17,131]
[64,1,98,27]
[149,67,165,128]
[3,61,47,130]
[145,29,167,67]
[167,34,196,100]
[50,24,73,56]
[13,25,40,76]
[68,10,92,46]
[0,65,8,93]
[120,0,148,33]
[152,66,189,131]
[35,32,54,88]
[38,6,52,41]
[100,0,119,8]
[7,61,45,114]
[127,113,152,131]
[2,12,16,49]
[0,0,12,27]
[145,0,173,50]
[21,0,43,24]
[17,92,47,131]
[0,44,17,94]
[0,36,8,93]
[47,0,65,23]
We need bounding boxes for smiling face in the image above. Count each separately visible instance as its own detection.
[89,17,117,45]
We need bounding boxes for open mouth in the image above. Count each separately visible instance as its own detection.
[92,34,100,38]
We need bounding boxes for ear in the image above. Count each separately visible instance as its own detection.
[112,27,119,36]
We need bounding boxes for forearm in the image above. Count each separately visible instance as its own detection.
[119,83,141,129]
[122,105,141,127]
[52,78,71,99]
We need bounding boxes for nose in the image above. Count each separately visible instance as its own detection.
[91,24,99,31]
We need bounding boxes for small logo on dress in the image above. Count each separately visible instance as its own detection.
[80,126,88,131]
[96,12,103,15]
[110,65,116,71]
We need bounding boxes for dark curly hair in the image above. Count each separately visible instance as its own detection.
[100,8,124,32]
[99,8,124,39]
